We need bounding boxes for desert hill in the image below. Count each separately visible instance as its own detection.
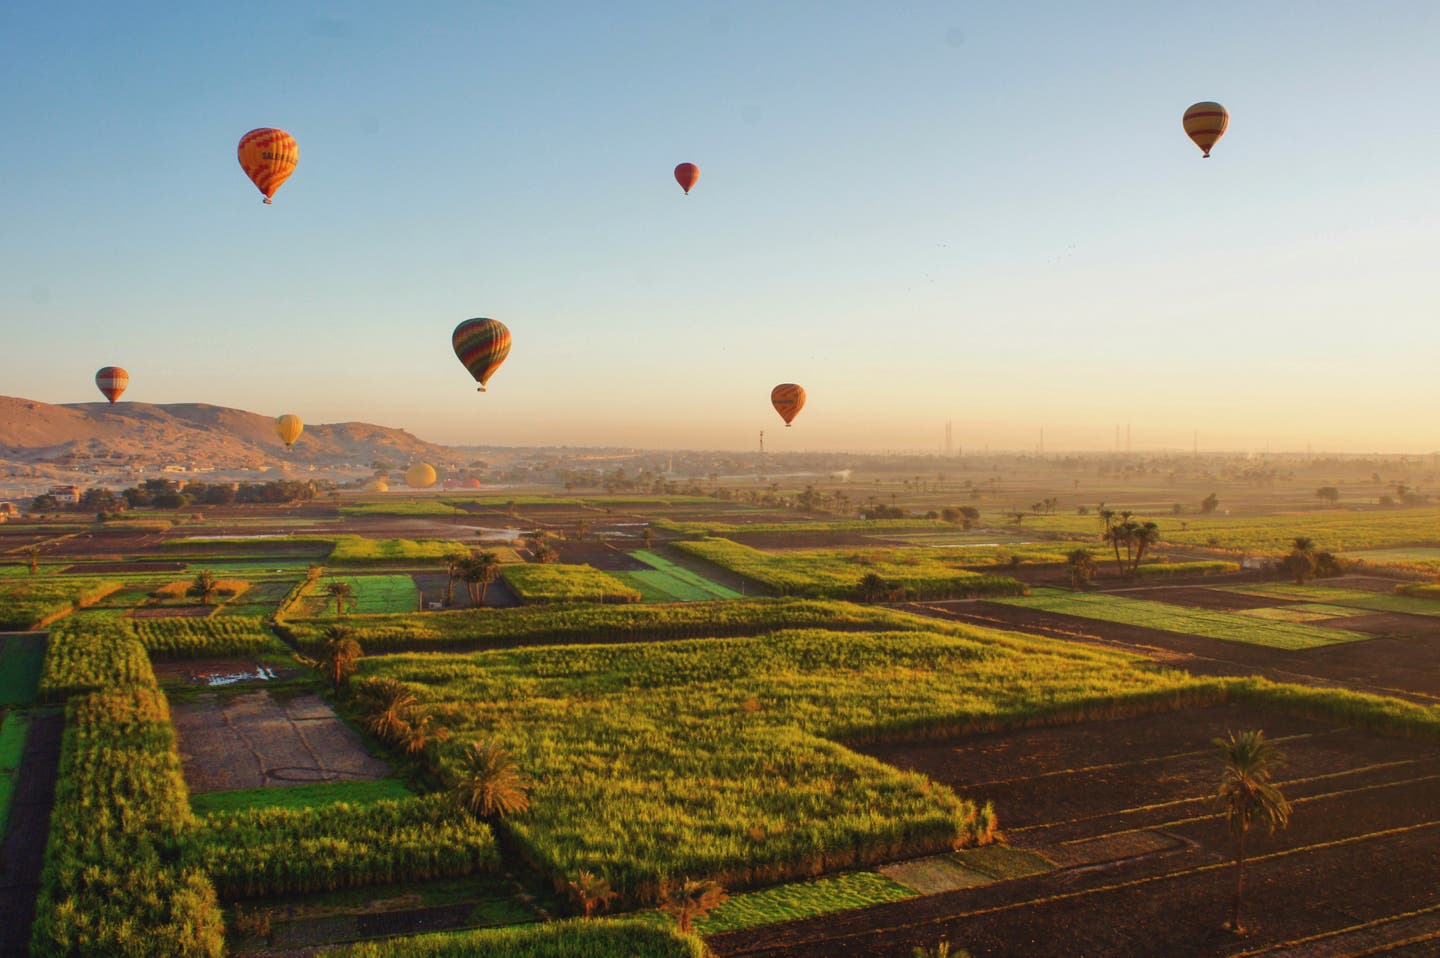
[0,396,454,471]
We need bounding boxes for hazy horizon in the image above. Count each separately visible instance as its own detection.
[4,2,1437,455]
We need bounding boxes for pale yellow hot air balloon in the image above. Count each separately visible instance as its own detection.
[365,478,389,493]
[275,414,303,448]
[406,463,437,489]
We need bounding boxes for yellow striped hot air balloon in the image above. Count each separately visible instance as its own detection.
[406,463,437,489]
[771,384,806,427]
[1183,102,1229,158]
[237,128,299,203]
[275,414,303,448]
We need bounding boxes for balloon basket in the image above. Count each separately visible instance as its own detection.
[263,198,273,204]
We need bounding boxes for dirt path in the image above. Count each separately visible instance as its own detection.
[0,711,63,958]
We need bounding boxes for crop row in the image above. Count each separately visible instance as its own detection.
[0,577,123,630]
[329,918,706,957]
[501,563,642,605]
[39,620,158,700]
[185,794,498,898]
[329,536,472,563]
[652,517,952,536]
[280,598,940,654]
[996,588,1371,650]
[366,622,1205,905]
[672,538,1028,600]
[129,615,289,659]
[1132,560,1241,577]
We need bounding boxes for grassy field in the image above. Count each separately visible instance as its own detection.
[129,617,290,659]
[0,710,31,836]
[298,574,423,616]
[995,588,1372,649]
[0,577,123,629]
[328,919,706,957]
[365,621,1208,904]
[622,550,741,601]
[1343,546,1440,571]
[190,779,415,816]
[695,870,916,933]
[501,564,642,604]
[329,536,471,564]
[1221,583,1440,618]
[654,518,953,537]
[0,633,47,706]
[341,501,463,517]
[673,538,1029,600]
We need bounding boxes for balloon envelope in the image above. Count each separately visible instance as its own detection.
[1182,102,1228,157]
[237,128,299,203]
[95,367,129,404]
[406,463,437,489]
[365,478,389,493]
[275,414,303,448]
[463,478,482,489]
[452,318,512,391]
[674,162,699,194]
[771,383,806,426]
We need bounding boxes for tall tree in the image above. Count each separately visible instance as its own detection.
[316,626,362,696]
[188,569,219,605]
[469,552,501,606]
[1286,537,1317,585]
[23,544,40,576]
[1129,521,1161,575]
[442,550,469,607]
[1066,549,1096,590]
[323,579,357,615]
[1215,730,1292,934]
[451,740,531,821]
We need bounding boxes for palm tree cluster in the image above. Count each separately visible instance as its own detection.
[444,550,502,607]
[1102,511,1160,578]
[298,624,363,695]
[355,677,450,757]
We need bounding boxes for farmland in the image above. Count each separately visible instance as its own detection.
[500,563,643,605]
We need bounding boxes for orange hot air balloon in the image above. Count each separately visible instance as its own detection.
[237,128,299,203]
[771,383,806,427]
[674,162,700,195]
[275,414,304,448]
[95,367,130,404]
[1182,102,1229,158]
[406,462,437,489]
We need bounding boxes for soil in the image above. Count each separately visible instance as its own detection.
[0,712,63,958]
[709,703,1440,957]
[173,691,390,793]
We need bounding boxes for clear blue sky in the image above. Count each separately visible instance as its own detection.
[3,1,1437,453]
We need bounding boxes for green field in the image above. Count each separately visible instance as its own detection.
[1222,583,1440,618]
[0,633,47,705]
[0,710,31,836]
[621,550,741,601]
[673,538,1028,600]
[1343,546,1440,571]
[299,575,422,616]
[695,870,916,933]
[500,564,642,604]
[365,619,1206,904]
[0,577,123,630]
[995,588,1372,650]
[190,779,415,816]
[329,537,470,564]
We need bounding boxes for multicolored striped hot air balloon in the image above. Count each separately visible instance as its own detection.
[275,414,304,448]
[771,383,806,427]
[406,462,437,489]
[95,367,129,404]
[1182,102,1229,158]
[452,318,512,392]
[674,162,700,195]
[237,128,299,203]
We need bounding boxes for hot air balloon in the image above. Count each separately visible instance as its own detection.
[365,478,389,493]
[406,463,437,489]
[1182,102,1228,158]
[452,319,512,392]
[275,414,303,448]
[463,477,482,489]
[771,384,806,427]
[95,367,130,404]
[237,128,299,203]
[674,163,700,195]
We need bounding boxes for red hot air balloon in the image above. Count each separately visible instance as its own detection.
[674,162,700,195]
[771,384,805,427]
[95,367,130,404]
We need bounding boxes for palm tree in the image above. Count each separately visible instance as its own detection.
[659,878,728,932]
[442,550,469,607]
[642,526,655,549]
[1130,521,1161,575]
[23,544,40,576]
[1287,537,1317,585]
[357,677,419,742]
[450,740,531,820]
[912,942,968,958]
[323,579,357,615]
[566,870,618,919]
[1104,521,1132,577]
[857,572,892,602]
[1066,549,1096,589]
[317,626,362,696]
[467,552,500,606]
[1215,730,1292,934]
[189,569,219,605]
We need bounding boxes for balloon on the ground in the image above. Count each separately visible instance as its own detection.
[674,162,699,195]
[406,463,437,488]
[365,478,389,493]
[463,478,482,489]
[1182,102,1228,157]
[771,383,806,426]
[95,367,129,404]
[452,318,512,391]
[237,128,299,203]
[274,414,303,448]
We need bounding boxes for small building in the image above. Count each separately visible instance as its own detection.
[48,485,81,505]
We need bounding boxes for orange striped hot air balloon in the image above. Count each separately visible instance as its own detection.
[771,384,806,427]
[452,318,512,392]
[95,367,129,404]
[1182,102,1229,158]
[275,414,303,448]
[674,162,700,195]
[237,128,299,203]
